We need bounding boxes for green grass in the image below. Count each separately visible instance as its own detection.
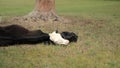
[0,0,120,68]
[0,0,34,16]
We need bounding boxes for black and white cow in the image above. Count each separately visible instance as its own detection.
[49,31,78,45]
[0,25,78,46]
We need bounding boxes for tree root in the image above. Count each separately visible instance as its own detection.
[12,10,63,23]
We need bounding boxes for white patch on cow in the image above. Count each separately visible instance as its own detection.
[49,31,69,45]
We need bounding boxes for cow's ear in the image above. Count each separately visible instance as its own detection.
[55,30,58,33]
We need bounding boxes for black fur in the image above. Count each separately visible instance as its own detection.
[61,32,78,42]
[0,25,52,46]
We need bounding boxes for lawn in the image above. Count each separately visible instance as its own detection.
[0,0,120,68]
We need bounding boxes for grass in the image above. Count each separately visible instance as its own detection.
[0,0,120,68]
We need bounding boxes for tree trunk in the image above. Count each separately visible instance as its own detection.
[35,0,55,12]
[27,0,61,21]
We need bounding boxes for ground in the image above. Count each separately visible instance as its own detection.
[0,0,120,68]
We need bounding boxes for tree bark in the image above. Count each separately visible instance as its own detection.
[35,0,55,12]
[27,0,61,21]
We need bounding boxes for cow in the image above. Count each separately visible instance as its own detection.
[0,25,78,46]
